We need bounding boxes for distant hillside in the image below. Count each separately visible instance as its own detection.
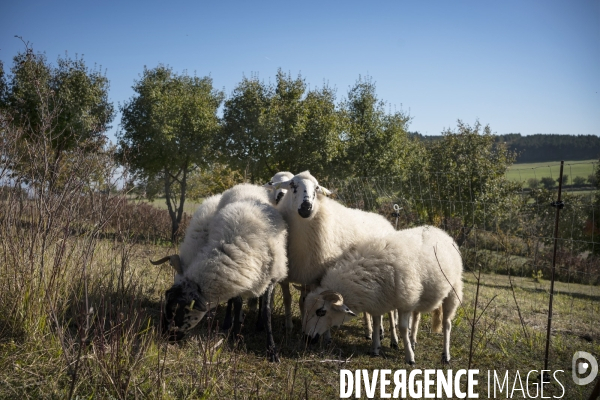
[410,132,600,163]
[495,134,600,163]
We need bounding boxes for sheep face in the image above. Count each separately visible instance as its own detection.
[162,279,208,341]
[270,171,331,219]
[302,289,356,340]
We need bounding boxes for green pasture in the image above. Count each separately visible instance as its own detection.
[506,159,597,184]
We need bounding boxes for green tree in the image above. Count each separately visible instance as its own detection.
[527,178,540,189]
[339,76,423,177]
[556,174,568,186]
[573,176,586,186]
[5,45,113,172]
[219,70,341,182]
[118,65,224,240]
[422,120,519,243]
[219,74,273,183]
[540,177,555,190]
[268,71,340,178]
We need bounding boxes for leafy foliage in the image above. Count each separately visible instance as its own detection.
[419,120,519,241]
[118,65,224,239]
[338,76,424,177]
[219,70,340,182]
[5,46,113,156]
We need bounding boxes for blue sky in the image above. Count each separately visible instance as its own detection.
[1,0,599,141]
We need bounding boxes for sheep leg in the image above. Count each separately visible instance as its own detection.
[371,314,382,356]
[222,299,234,330]
[399,312,415,364]
[441,294,459,364]
[363,312,373,340]
[232,296,244,338]
[388,311,399,349]
[247,297,258,312]
[410,311,421,351]
[379,315,385,341]
[255,293,264,332]
[262,282,279,362]
[280,281,294,333]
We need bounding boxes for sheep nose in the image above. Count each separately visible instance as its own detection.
[298,201,312,218]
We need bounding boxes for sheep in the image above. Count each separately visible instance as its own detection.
[152,184,287,362]
[265,170,399,344]
[265,171,296,333]
[301,225,463,364]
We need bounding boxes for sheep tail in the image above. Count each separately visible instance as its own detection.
[431,306,443,333]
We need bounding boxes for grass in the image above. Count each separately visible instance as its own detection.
[506,159,597,185]
[1,235,599,399]
[144,198,203,215]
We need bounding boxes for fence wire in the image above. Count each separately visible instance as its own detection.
[323,161,600,368]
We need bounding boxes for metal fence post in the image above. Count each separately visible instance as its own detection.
[544,160,565,372]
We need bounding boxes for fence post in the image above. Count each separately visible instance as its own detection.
[544,160,565,372]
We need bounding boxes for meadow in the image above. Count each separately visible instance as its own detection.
[506,160,597,186]
[1,197,599,399]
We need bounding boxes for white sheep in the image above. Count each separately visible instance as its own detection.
[301,225,463,364]
[152,184,287,361]
[267,171,296,333]
[266,170,399,344]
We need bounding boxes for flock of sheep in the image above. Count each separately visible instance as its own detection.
[152,171,463,364]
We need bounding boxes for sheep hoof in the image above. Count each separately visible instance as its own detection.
[390,342,399,349]
[370,352,380,357]
[407,360,415,366]
[441,353,451,364]
[365,335,372,340]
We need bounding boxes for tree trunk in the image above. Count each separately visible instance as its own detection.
[163,171,179,242]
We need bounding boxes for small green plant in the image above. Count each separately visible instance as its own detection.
[532,269,544,282]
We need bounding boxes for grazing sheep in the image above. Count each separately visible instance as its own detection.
[265,171,398,344]
[302,226,463,364]
[152,184,287,362]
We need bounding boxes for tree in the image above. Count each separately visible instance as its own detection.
[267,71,341,178]
[338,76,423,177]
[5,43,113,180]
[556,174,568,186]
[540,177,555,190]
[118,65,224,240]
[527,178,540,189]
[573,176,586,186]
[219,70,341,182]
[421,120,519,243]
[219,74,273,183]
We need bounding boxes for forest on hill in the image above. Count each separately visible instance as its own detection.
[412,132,600,163]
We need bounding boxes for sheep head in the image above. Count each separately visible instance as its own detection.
[267,171,294,206]
[265,171,331,219]
[302,288,356,341]
[162,279,208,341]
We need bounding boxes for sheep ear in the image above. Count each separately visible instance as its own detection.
[317,186,332,196]
[151,255,183,274]
[263,180,292,191]
[320,290,344,306]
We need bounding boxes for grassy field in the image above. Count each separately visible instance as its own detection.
[1,235,599,399]
[506,159,597,185]
[145,198,203,215]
